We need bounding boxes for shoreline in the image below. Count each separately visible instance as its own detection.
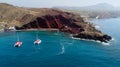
[0,28,113,45]
[0,28,59,32]
[17,28,59,31]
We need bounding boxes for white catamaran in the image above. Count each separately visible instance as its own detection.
[14,32,22,47]
[34,31,41,45]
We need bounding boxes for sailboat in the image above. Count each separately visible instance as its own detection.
[14,32,22,47]
[96,16,99,19]
[34,31,41,45]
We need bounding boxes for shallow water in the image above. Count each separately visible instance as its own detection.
[0,18,120,67]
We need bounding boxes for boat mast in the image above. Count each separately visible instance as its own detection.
[17,32,19,41]
[36,31,38,39]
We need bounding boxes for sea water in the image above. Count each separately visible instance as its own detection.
[0,18,120,67]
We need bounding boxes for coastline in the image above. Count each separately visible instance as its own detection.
[71,36,114,46]
[0,28,59,32]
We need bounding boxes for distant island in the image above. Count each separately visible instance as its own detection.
[0,3,111,43]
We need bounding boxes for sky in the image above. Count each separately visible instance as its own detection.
[0,0,120,8]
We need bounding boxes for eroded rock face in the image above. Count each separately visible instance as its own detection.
[15,14,84,34]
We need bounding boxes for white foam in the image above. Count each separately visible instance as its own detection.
[96,40,101,43]
[111,38,115,41]
[72,36,111,46]
[95,25,100,29]
[102,42,110,46]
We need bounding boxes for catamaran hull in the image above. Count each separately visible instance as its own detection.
[34,40,41,45]
[14,42,22,47]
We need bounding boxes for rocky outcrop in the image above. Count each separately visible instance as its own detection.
[73,32,111,43]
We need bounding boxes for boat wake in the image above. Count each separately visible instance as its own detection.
[57,43,65,55]
[61,45,65,54]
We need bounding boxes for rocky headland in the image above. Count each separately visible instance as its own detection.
[0,3,112,43]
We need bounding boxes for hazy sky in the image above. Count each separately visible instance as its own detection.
[0,0,120,7]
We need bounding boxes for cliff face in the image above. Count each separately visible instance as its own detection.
[15,9,85,34]
[16,14,84,34]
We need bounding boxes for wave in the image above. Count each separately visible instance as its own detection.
[57,43,65,55]
[111,38,115,41]
[102,42,110,46]
[95,25,100,29]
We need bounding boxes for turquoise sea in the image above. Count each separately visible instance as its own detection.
[0,18,120,67]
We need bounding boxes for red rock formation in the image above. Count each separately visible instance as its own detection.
[14,9,111,43]
[16,14,83,34]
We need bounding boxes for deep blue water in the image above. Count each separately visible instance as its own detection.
[0,18,120,67]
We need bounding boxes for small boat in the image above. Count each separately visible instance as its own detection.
[95,25,100,29]
[14,41,22,47]
[34,31,42,45]
[34,39,41,45]
[96,16,99,19]
[14,32,22,47]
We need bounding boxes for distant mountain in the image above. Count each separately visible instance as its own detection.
[55,3,120,19]
[80,3,115,11]
[55,3,120,11]
[82,3,120,11]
